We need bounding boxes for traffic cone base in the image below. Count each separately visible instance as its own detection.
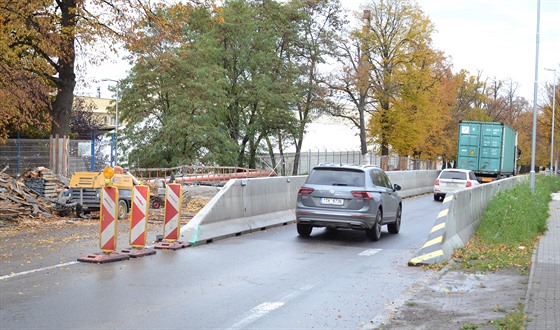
[121,247,157,258]
[154,241,188,250]
[77,252,130,264]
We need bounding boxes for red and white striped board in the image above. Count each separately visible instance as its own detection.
[163,183,182,242]
[100,186,119,252]
[129,185,149,247]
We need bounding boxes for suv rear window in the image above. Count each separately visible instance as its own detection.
[439,171,467,180]
[306,168,365,186]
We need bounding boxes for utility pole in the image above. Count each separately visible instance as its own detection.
[545,68,557,175]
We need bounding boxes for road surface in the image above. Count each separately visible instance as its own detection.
[1,195,441,329]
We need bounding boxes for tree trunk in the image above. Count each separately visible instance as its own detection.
[379,100,390,170]
[292,137,303,175]
[49,0,77,175]
[265,136,277,174]
[358,98,369,165]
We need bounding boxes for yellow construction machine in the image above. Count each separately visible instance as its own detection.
[67,167,135,219]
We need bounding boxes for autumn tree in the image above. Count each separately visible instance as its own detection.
[0,0,163,173]
[534,78,560,169]
[382,50,455,167]
[322,9,374,165]
[70,97,105,140]
[325,0,443,168]
[0,1,56,143]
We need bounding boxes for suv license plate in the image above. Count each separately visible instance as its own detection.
[320,198,344,205]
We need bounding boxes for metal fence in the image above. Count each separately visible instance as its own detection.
[257,150,440,176]
[0,138,112,178]
[1,138,440,179]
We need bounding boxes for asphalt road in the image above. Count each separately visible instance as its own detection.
[0,195,441,329]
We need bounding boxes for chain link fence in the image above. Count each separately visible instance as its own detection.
[0,138,112,178]
[1,138,440,179]
[258,150,440,176]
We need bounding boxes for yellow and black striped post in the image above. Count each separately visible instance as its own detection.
[408,194,453,266]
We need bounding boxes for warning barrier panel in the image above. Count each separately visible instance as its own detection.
[78,184,130,263]
[163,183,182,242]
[100,186,119,252]
[130,185,149,247]
[123,185,157,258]
[155,183,188,250]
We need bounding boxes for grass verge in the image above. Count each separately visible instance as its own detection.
[450,175,560,329]
[452,175,560,273]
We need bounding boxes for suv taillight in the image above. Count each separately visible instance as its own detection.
[434,179,439,186]
[298,187,314,195]
[466,181,472,188]
[351,191,373,199]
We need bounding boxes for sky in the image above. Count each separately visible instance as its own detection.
[416,0,559,102]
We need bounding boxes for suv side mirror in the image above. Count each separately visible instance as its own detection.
[393,184,401,191]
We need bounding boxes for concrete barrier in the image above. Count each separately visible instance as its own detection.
[181,176,307,244]
[180,170,438,245]
[178,166,527,266]
[409,175,528,266]
[387,170,439,198]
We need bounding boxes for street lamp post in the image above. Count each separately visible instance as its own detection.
[530,0,541,193]
[101,79,119,167]
[545,68,557,175]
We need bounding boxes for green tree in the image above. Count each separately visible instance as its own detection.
[323,9,374,165]
[119,3,236,168]
[219,0,299,168]
[283,0,345,175]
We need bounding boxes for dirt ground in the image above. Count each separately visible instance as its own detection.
[1,185,529,329]
[363,265,528,330]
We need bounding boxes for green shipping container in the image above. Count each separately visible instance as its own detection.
[457,121,518,181]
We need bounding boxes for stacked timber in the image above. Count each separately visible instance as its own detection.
[0,171,55,224]
[21,167,59,199]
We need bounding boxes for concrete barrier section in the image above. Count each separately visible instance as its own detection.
[410,175,528,265]
[179,167,527,266]
[387,170,438,198]
[180,170,437,245]
[181,176,307,244]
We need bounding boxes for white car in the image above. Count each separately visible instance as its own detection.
[433,169,480,201]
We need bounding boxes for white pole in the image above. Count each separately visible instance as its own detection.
[115,85,119,166]
[530,0,541,193]
[553,71,557,175]
[101,78,120,167]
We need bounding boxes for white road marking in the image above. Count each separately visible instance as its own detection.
[226,283,316,330]
[226,302,284,330]
[0,261,79,280]
[358,248,382,256]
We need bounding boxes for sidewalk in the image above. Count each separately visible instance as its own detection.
[524,193,560,329]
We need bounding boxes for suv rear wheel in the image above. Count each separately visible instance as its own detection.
[297,223,312,237]
[366,209,382,241]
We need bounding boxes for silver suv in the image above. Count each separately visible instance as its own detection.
[295,164,402,241]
